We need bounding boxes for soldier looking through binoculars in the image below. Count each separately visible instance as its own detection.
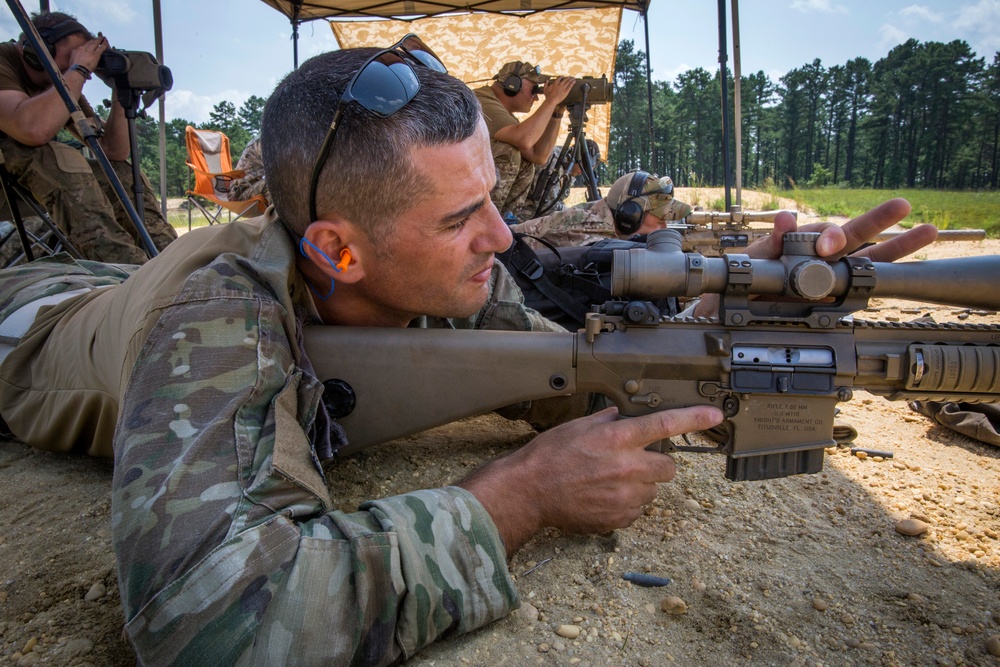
[0,10,176,263]
[474,60,576,219]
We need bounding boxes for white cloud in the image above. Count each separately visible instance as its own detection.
[165,88,251,124]
[660,63,697,84]
[789,0,849,14]
[766,68,787,84]
[878,23,910,52]
[898,5,944,23]
[953,0,1000,29]
[952,0,1000,57]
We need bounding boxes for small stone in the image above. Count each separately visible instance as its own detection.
[986,634,1000,657]
[644,603,656,614]
[537,643,550,653]
[517,602,539,622]
[845,637,861,648]
[692,578,706,592]
[841,613,856,626]
[895,518,930,536]
[16,653,39,666]
[854,450,868,460]
[555,624,581,639]
[812,598,828,611]
[63,638,94,658]
[84,582,106,602]
[907,593,926,603]
[21,637,37,654]
[660,595,688,615]
[683,499,701,512]
[552,641,565,651]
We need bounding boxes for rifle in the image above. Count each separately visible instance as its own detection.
[672,207,986,256]
[304,229,1000,482]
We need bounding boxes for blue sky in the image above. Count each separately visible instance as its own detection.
[2,0,998,124]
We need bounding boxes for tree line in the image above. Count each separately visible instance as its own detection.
[608,38,1000,191]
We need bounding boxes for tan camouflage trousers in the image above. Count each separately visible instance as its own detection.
[0,138,177,264]
[489,140,535,219]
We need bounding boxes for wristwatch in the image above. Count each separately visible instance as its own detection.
[69,64,92,81]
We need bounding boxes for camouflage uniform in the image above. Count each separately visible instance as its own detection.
[229,136,269,204]
[490,142,534,219]
[0,137,176,264]
[511,196,694,249]
[474,86,536,219]
[0,43,176,264]
[511,198,616,247]
[0,211,571,664]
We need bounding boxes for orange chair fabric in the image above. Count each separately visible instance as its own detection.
[184,126,267,223]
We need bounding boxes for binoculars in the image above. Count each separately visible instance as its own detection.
[96,48,173,93]
[536,75,612,105]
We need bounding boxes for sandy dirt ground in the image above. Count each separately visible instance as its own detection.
[1,195,999,666]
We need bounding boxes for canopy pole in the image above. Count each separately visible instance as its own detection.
[641,1,654,170]
[292,1,301,69]
[731,0,742,207]
[717,0,732,210]
[153,0,167,219]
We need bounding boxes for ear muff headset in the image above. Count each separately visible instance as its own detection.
[612,170,651,236]
[20,19,88,72]
[501,61,523,97]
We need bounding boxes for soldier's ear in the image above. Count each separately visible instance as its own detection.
[301,220,365,285]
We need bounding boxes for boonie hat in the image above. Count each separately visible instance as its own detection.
[494,61,548,84]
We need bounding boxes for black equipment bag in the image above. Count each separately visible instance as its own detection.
[496,233,678,330]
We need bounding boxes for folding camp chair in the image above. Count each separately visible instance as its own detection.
[0,150,82,268]
[184,126,267,231]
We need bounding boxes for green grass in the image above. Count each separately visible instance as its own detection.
[168,209,241,232]
[787,188,1000,237]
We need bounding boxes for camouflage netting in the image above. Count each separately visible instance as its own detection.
[330,7,622,158]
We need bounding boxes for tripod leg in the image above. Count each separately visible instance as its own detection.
[576,129,600,202]
[530,134,575,219]
[0,166,35,262]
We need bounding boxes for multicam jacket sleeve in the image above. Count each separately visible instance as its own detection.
[111,255,518,666]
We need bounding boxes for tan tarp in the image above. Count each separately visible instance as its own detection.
[330,7,621,158]
[262,0,643,21]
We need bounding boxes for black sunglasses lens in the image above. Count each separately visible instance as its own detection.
[350,52,419,116]
[397,34,447,73]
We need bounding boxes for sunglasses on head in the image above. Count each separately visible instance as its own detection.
[307,34,447,223]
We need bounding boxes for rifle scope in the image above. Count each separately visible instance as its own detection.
[612,228,1000,312]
